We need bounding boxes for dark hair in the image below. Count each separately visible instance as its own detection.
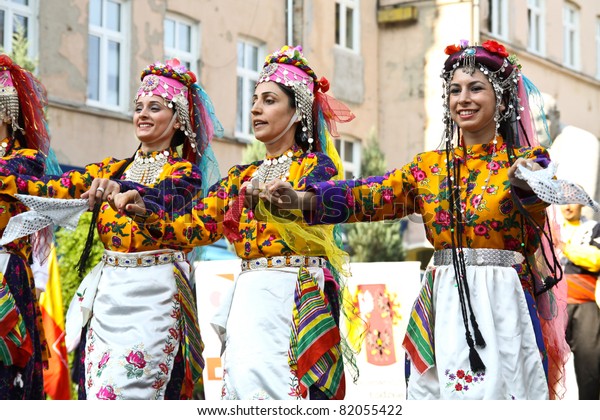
[171,124,187,148]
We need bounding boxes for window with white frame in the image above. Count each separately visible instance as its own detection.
[0,0,37,57]
[335,0,360,52]
[527,0,545,55]
[164,14,199,75]
[563,3,580,69]
[488,0,508,40]
[236,40,264,141]
[88,0,129,110]
[335,138,361,179]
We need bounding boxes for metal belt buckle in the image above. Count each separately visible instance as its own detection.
[289,256,304,267]
[118,256,137,267]
[270,256,286,268]
[251,257,267,270]
[140,255,155,267]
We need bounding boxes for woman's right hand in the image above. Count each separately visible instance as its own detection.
[260,179,314,210]
[111,190,147,216]
[81,178,121,210]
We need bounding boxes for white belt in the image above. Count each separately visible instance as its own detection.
[433,248,524,267]
[241,255,327,272]
[101,250,185,268]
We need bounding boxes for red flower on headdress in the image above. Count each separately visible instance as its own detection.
[481,40,509,58]
[186,70,197,84]
[316,77,330,93]
[444,44,461,55]
[0,54,13,67]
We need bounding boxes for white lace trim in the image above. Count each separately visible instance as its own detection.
[0,194,88,245]
[515,162,600,212]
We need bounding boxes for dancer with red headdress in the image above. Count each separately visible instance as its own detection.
[0,54,56,399]
[258,40,599,399]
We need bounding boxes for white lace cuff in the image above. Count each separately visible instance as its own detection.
[515,162,600,212]
[0,194,88,245]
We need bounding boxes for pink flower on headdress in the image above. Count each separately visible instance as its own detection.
[481,40,509,58]
[166,58,187,73]
[459,39,470,48]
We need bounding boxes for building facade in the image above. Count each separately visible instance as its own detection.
[2,0,599,256]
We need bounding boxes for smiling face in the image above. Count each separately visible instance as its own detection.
[133,95,178,152]
[251,81,298,154]
[448,68,499,145]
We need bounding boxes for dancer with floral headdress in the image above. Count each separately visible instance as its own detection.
[0,54,60,399]
[115,45,357,400]
[0,58,222,399]
[258,40,600,399]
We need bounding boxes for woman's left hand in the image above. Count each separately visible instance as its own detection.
[508,158,542,192]
[243,179,264,209]
[81,178,121,209]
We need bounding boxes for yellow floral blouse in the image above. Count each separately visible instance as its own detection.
[0,149,203,253]
[306,137,549,257]
[139,145,338,259]
[0,139,45,259]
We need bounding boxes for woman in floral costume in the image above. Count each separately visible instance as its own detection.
[261,41,575,399]
[0,59,221,399]
[0,54,57,399]
[117,45,356,400]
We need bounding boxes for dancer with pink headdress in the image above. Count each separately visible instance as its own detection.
[0,58,221,399]
[114,45,357,400]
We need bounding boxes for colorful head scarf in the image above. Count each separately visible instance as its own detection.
[441,39,549,148]
[256,45,354,175]
[136,58,223,166]
[0,54,49,154]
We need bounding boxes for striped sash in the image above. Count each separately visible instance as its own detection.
[402,268,435,374]
[173,263,205,399]
[289,267,345,399]
[0,272,32,367]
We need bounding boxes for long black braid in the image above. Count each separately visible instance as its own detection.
[75,150,137,278]
[444,125,487,373]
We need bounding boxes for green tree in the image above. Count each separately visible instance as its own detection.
[0,24,37,72]
[242,139,265,164]
[344,129,405,262]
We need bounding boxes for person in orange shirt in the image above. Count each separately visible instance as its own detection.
[559,203,600,399]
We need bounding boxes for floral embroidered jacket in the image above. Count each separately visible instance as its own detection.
[0,149,203,253]
[138,145,338,259]
[0,139,46,259]
[306,138,549,268]
[0,138,48,397]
